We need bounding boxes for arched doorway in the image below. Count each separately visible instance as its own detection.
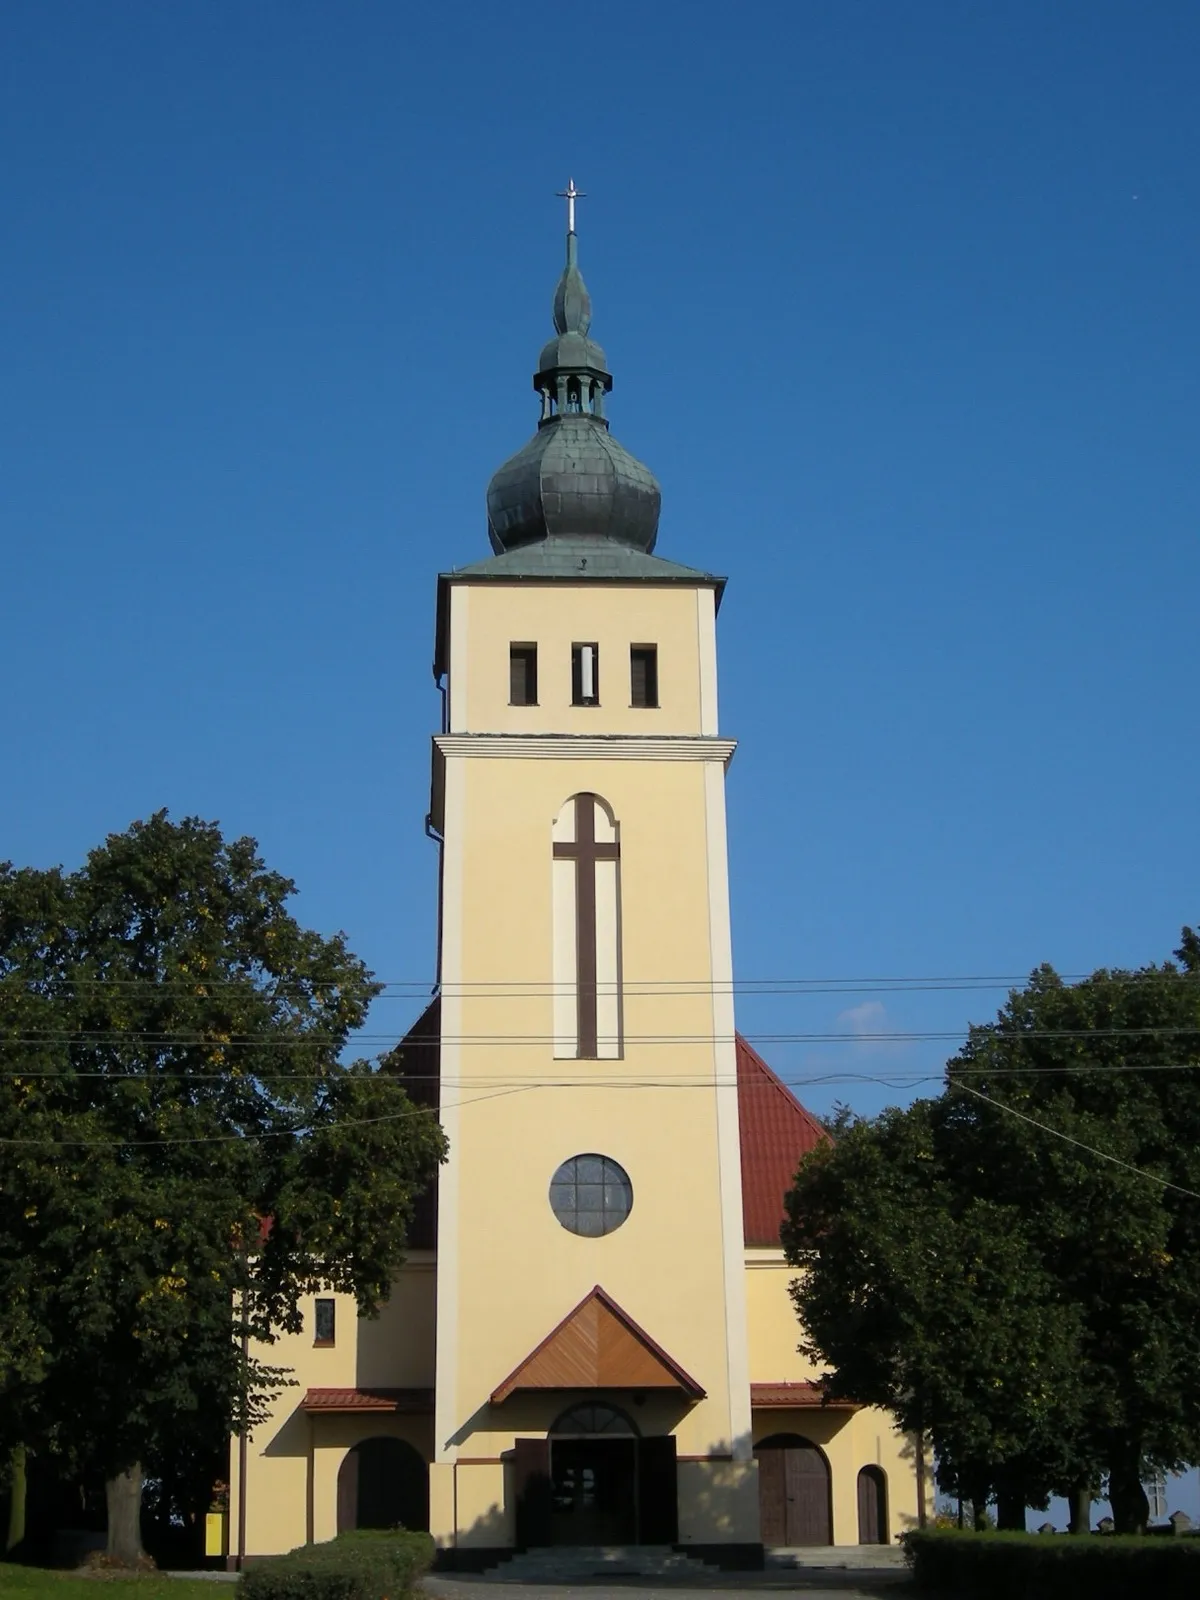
[754,1434,832,1546]
[857,1465,887,1544]
[336,1437,429,1533]
[546,1403,639,1545]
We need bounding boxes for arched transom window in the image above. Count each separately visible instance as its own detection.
[552,792,623,1059]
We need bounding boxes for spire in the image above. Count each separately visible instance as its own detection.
[535,181,611,425]
[553,231,592,337]
[484,186,661,555]
[552,180,591,335]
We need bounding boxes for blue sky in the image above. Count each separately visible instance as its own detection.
[3,1,1199,1120]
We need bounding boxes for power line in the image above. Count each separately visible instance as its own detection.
[952,1083,1200,1201]
[11,971,1199,995]
[0,1085,523,1149]
[2,1027,1199,1047]
[3,1060,1200,1085]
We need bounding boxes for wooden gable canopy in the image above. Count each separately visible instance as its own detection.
[490,1285,706,1404]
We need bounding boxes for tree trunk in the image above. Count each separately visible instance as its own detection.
[5,1444,26,1553]
[996,1491,1026,1531]
[914,1431,927,1527]
[1067,1483,1092,1536]
[1108,1450,1149,1535]
[105,1463,145,1566]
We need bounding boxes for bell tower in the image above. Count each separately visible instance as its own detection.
[427,191,758,1559]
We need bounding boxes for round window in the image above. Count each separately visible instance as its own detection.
[549,1154,633,1237]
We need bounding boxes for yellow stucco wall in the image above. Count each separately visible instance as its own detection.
[229,1268,435,1558]
[433,576,752,1545]
[746,1254,825,1383]
[451,582,719,736]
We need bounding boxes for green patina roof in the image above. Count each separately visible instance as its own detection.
[433,197,726,679]
[445,536,720,587]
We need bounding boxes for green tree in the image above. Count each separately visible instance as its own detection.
[783,940,1200,1533]
[942,952,1200,1531]
[0,814,446,1564]
[783,1101,1087,1528]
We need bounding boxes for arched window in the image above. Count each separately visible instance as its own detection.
[550,1402,639,1436]
[552,793,622,1059]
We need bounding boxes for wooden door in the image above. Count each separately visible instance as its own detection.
[514,1438,552,1549]
[755,1446,787,1546]
[857,1466,886,1544]
[637,1436,678,1544]
[783,1444,831,1545]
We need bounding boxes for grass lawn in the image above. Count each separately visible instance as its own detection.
[0,1569,222,1600]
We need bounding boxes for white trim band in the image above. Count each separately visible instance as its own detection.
[435,734,737,765]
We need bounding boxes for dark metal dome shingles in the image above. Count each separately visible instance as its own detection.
[486,212,661,557]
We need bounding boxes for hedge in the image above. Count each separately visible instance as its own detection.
[239,1530,435,1600]
[902,1527,1200,1600]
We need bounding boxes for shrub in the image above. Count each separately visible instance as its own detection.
[239,1529,435,1600]
[902,1527,1200,1600]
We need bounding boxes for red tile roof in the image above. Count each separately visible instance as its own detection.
[302,1387,434,1414]
[751,1381,859,1410]
[736,1034,829,1246]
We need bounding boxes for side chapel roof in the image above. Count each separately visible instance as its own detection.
[387,1000,828,1249]
[736,1033,829,1246]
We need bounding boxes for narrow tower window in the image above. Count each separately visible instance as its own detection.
[630,645,658,708]
[313,1298,336,1346]
[572,643,599,706]
[552,793,622,1059]
[509,644,538,706]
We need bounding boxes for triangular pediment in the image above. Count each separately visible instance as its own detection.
[490,1286,706,1403]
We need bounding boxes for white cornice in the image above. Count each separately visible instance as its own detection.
[435,734,737,766]
[745,1247,788,1268]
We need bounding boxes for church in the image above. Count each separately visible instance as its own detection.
[227,192,926,1569]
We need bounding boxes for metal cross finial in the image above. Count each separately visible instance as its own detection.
[556,178,585,234]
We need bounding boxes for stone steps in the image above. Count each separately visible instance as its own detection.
[766,1544,906,1570]
[476,1545,719,1582]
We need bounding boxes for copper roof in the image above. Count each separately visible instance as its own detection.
[751,1381,859,1410]
[736,1034,829,1247]
[302,1388,434,1414]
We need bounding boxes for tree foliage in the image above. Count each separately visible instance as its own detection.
[783,937,1200,1531]
[0,813,446,1560]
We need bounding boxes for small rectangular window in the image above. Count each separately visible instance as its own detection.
[571,643,600,706]
[630,645,658,708]
[509,643,538,706]
[313,1298,336,1346]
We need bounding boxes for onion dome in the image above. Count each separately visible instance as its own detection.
[486,198,661,555]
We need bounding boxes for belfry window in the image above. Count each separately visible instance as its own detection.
[510,644,538,706]
[552,792,622,1059]
[572,643,599,706]
[630,645,658,708]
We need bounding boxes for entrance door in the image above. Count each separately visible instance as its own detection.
[549,1438,637,1545]
[336,1437,429,1533]
[755,1435,832,1546]
[857,1466,887,1544]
